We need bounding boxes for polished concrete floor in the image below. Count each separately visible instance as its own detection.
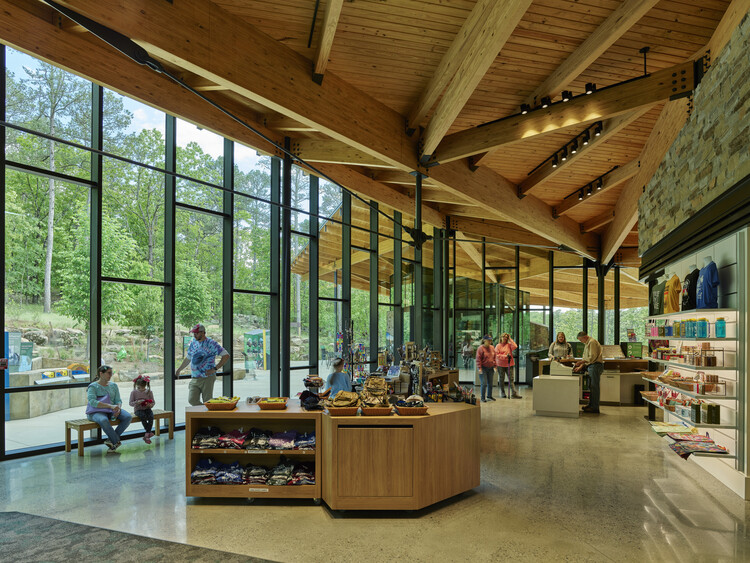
[2,391,750,562]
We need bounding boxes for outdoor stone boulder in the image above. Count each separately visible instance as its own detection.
[23,331,48,346]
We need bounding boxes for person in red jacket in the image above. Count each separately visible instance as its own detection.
[495,333,522,399]
[476,335,496,402]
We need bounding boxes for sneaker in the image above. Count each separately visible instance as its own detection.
[143,436,152,444]
[582,406,600,414]
[512,394,522,399]
[487,396,496,401]
[104,440,114,450]
[481,398,487,403]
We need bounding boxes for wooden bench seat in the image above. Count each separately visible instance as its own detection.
[65,409,174,456]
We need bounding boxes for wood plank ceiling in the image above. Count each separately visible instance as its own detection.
[3,0,743,308]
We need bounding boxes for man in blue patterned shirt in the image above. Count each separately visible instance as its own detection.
[175,323,230,406]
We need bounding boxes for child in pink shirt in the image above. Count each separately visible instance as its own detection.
[129,375,155,443]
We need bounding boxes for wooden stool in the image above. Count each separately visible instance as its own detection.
[65,409,174,457]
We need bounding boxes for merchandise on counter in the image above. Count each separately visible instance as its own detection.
[397,395,426,408]
[681,268,700,310]
[269,430,297,450]
[299,390,324,411]
[666,433,714,442]
[205,396,240,404]
[696,261,719,309]
[217,429,248,449]
[648,421,697,434]
[303,376,324,388]
[294,432,316,449]
[669,440,728,459]
[328,390,361,407]
[192,426,221,449]
[243,428,271,450]
[663,274,682,314]
[267,457,295,486]
[360,375,389,407]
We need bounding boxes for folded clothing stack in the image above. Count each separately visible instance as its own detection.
[294,432,316,449]
[215,461,244,484]
[289,463,315,485]
[191,458,219,484]
[269,430,297,450]
[192,427,222,449]
[244,464,268,485]
[267,457,295,486]
[299,390,324,410]
[243,428,272,449]
[217,429,247,449]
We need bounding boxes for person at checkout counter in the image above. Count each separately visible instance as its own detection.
[548,332,573,361]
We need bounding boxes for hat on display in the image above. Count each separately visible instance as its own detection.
[190,323,206,334]
[483,334,492,341]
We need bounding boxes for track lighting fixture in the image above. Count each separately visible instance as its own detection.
[585,83,596,95]
[561,90,572,102]
[560,147,568,161]
[594,123,602,137]
[541,96,552,108]
[597,178,603,190]
[582,131,590,145]
[570,140,578,154]
[520,103,531,114]
[551,154,559,168]
[578,190,583,201]
[587,186,593,196]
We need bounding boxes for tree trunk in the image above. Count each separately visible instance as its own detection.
[43,121,56,314]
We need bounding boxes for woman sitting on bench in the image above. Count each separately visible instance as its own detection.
[86,365,132,453]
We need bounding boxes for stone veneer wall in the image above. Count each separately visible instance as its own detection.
[639,12,750,254]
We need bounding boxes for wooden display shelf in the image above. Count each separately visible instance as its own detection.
[186,401,321,500]
[647,308,736,320]
[190,448,315,455]
[186,483,318,499]
[647,358,737,371]
[641,397,736,429]
[642,377,736,401]
[646,336,736,342]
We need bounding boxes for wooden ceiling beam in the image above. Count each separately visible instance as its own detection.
[433,60,695,164]
[264,116,317,132]
[525,0,660,106]
[312,0,344,84]
[292,139,393,168]
[613,248,641,267]
[448,217,556,248]
[582,210,616,233]
[370,170,437,187]
[516,109,650,195]
[555,158,639,217]
[456,232,497,283]
[418,0,533,159]
[48,0,594,258]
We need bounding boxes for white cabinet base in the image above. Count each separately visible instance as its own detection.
[533,376,580,418]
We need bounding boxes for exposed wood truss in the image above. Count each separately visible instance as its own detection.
[554,158,639,217]
[312,0,344,84]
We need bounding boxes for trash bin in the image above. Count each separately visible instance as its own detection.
[633,384,645,406]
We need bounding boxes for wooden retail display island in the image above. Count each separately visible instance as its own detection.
[185,401,480,510]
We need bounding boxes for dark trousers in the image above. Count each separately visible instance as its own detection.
[586,363,603,410]
[135,408,154,433]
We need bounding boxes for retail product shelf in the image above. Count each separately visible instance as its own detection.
[190,448,315,455]
[642,377,736,401]
[642,397,736,429]
[647,308,736,321]
[186,402,321,500]
[645,336,736,341]
[646,358,737,371]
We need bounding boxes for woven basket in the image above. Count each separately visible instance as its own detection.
[361,406,393,416]
[257,398,288,411]
[396,406,428,416]
[327,406,359,416]
[204,400,239,411]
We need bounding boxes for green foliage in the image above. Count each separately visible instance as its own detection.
[175,261,212,330]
